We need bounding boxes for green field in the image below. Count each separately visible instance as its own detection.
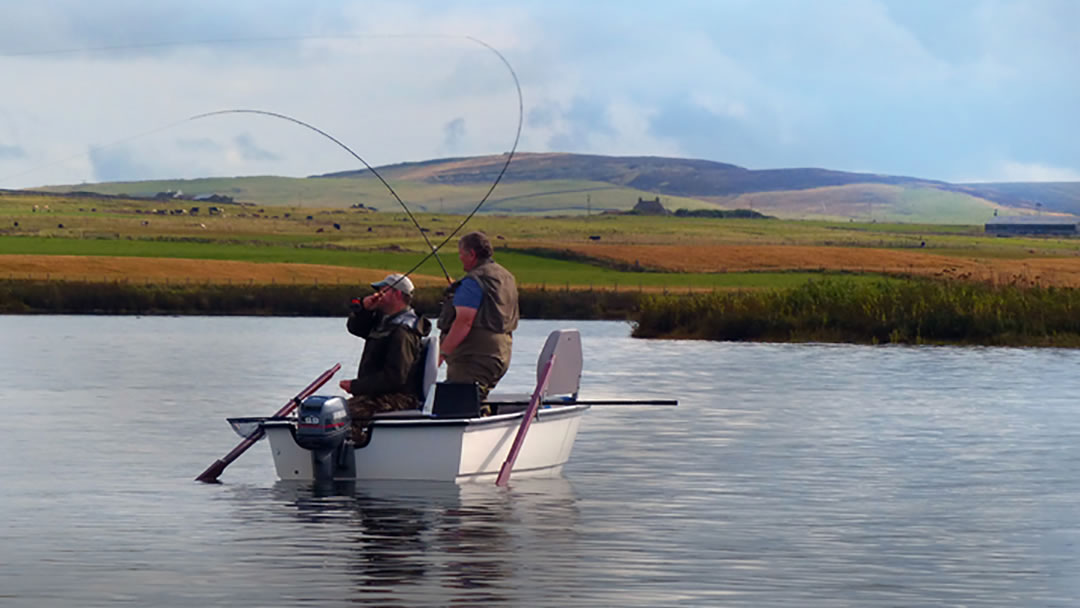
[35,176,724,214]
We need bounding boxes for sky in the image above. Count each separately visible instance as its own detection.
[0,0,1077,188]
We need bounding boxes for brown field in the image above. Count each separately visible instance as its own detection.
[530,242,1080,287]
[9,243,1080,290]
[0,255,448,287]
[0,254,694,293]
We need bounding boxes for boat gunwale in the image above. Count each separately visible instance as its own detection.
[260,403,590,430]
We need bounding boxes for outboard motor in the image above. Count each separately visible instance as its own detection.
[295,396,353,481]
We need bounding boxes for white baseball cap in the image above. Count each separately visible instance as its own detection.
[370,273,414,296]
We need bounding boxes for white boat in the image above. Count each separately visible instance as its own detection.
[259,329,589,483]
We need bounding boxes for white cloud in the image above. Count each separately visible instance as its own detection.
[690,93,748,121]
[998,161,1080,183]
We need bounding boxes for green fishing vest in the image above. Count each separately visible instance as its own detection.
[437,258,519,335]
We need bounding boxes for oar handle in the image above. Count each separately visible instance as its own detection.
[195,362,341,484]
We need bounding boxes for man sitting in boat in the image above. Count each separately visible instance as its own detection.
[339,273,432,443]
[437,231,520,399]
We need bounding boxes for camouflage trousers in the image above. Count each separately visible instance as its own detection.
[346,392,419,442]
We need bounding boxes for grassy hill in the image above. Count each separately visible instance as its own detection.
[32,152,1080,223]
[947,182,1080,215]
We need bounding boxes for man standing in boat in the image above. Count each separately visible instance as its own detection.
[339,273,432,443]
[437,231,520,399]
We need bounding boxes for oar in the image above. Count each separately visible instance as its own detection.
[195,362,341,484]
[485,399,678,407]
[496,354,556,487]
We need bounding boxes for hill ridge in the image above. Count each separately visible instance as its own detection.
[32,152,1080,222]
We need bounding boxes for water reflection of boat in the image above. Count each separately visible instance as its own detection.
[265,478,580,603]
[258,329,590,483]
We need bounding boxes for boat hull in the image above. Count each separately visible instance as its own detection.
[264,404,588,482]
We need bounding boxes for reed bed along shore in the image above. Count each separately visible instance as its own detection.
[0,280,642,320]
[633,278,1080,347]
[6,277,1080,347]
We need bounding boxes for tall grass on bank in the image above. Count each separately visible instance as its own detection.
[0,280,642,320]
[633,278,1080,346]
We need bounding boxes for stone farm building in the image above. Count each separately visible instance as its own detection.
[985,216,1080,236]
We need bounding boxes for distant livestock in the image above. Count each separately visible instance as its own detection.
[333,223,341,230]
[57,223,64,228]
[588,235,601,241]
[316,228,324,233]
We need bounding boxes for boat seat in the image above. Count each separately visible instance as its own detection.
[418,333,440,414]
[485,329,583,414]
[536,328,582,400]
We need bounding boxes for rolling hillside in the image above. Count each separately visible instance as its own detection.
[33,152,1080,223]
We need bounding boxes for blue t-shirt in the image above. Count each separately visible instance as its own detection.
[453,277,484,309]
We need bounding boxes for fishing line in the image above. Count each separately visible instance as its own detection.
[0,118,193,186]
[1,34,524,286]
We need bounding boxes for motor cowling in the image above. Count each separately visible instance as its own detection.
[291,399,349,481]
[295,396,350,451]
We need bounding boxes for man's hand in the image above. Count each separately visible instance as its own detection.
[339,379,353,393]
[362,290,385,310]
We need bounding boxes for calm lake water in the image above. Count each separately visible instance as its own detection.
[2,316,1079,607]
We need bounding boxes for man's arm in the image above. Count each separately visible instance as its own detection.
[346,293,382,338]
[439,277,482,365]
[439,306,476,365]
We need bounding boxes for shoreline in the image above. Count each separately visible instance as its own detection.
[0,279,643,321]
[5,277,1080,348]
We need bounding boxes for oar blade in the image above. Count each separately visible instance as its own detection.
[194,363,341,484]
[195,460,227,484]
